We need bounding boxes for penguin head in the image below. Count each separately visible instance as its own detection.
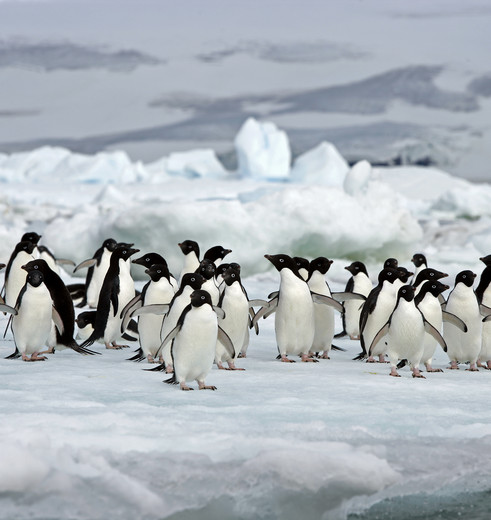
[455,270,476,288]
[293,256,309,273]
[178,240,200,258]
[378,267,398,285]
[215,263,230,279]
[384,258,398,269]
[196,259,216,280]
[397,267,413,284]
[21,259,51,275]
[222,266,241,286]
[420,280,449,298]
[27,269,44,288]
[145,263,171,282]
[133,252,167,269]
[114,246,139,261]
[21,231,42,245]
[397,285,415,302]
[345,261,368,276]
[16,240,36,255]
[76,311,96,328]
[204,245,232,263]
[103,238,118,252]
[413,268,448,286]
[308,257,333,277]
[411,253,427,268]
[265,254,299,275]
[180,273,205,290]
[480,255,491,267]
[190,289,212,308]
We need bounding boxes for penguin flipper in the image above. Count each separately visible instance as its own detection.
[442,310,468,332]
[160,324,182,351]
[424,320,447,352]
[248,299,270,308]
[438,293,446,305]
[217,326,235,358]
[368,323,389,356]
[164,374,178,385]
[252,298,277,327]
[127,347,145,362]
[132,304,170,318]
[73,258,97,273]
[5,347,21,359]
[0,303,17,315]
[311,292,344,313]
[213,306,226,320]
[56,258,76,267]
[52,307,65,335]
[248,309,259,335]
[480,303,491,317]
[120,293,142,332]
[331,291,366,302]
[267,291,279,299]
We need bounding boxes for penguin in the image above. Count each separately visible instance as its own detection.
[394,266,413,291]
[355,268,400,362]
[196,259,220,305]
[178,240,201,281]
[340,261,373,340]
[163,289,234,391]
[293,257,310,281]
[203,245,232,267]
[369,285,447,378]
[307,257,335,359]
[413,280,467,372]
[443,270,481,371]
[411,253,428,282]
[3,240,36,307]
[75,310,138,344]
[79,246,139,350]
[73,238,118,308]
[37,245,75,275]
[384,258,398,269]
[412,268,448,296]
[215,266,249,370]
[475,255,491,369]
[9,270,63,361]
[20,232,42,256]
[131,263,177,363]
[21,259,97,355]
[132,252,178,291]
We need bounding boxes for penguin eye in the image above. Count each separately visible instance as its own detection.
[146,257,150,262]
[432,285,436,289]
[123,250,127,254]
[157,270,161,274]
[462,274,466,278]
[201,295,205,300]
[279,258,284,263]
[191,277,195,282]
[231,274,235,278]
[34,265,38,269]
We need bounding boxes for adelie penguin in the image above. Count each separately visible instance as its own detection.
[293,257,310,281]
[132,252,178,291]
[196,259,220,305]
[178,240,201,282]
[411,253,428,283]
[79,246,139,350]
[72,238,118,308]
[443,270,481,371]
[476,255,491,369]
[6,270,64,362]
[3,240,36,307]
[203,245,232,267]
[163,289,234,391]
[21,259,97,355]
[369,285,447,378]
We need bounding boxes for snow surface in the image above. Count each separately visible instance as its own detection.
[1,138,491,518]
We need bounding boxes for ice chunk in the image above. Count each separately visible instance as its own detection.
[234,117,291,180]
[290,141,349,187]
[344,159,372,195]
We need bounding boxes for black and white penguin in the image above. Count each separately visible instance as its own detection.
[339,261,373,341]
[163,289,234,391]
[264,254,316,362]
[412,268,448,296]
[20,232,42,256]
[369,285,446,378]
[3,240,36,307]
[132,263,177,363]
[293,257,310,281]
[9,270,63,362]
[79,246,139,350]
[178,240,201,281]
[215,266,249,370]
[307,257,335,359]
[384,258,398,269]
[476,255,491,369]
[73,238,118,308]
[356,268,400,362]
[21,259,96,355]
[196,259,220,305]
[443,270,481,371]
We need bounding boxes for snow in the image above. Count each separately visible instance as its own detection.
[1,136,491,518]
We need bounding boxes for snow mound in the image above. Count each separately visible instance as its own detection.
[234,117,291,180]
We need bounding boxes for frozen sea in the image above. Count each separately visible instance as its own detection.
[1,139,491,519]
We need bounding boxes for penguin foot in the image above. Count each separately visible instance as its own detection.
[378,355,389,363]
[227,362,245,371]
[23,353,47,362]
[180,383,194,391]
[198,382,217,391]
[320,353,330,359]
[238,352,246,358]
[38,347,55,355]
[165,365,174,374]
[301,354,319,363]
[426,367,443,373]
[389,372,401,378]
[412,372,426,379]
[349,335,360,341]
[466,365,479,372]
[448,361,460,370]
[366,357,377,363]
[280,356,295,363]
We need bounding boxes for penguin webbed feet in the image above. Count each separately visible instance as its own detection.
[198,382,217,391]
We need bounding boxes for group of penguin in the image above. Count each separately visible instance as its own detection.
[2,232,491,390]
